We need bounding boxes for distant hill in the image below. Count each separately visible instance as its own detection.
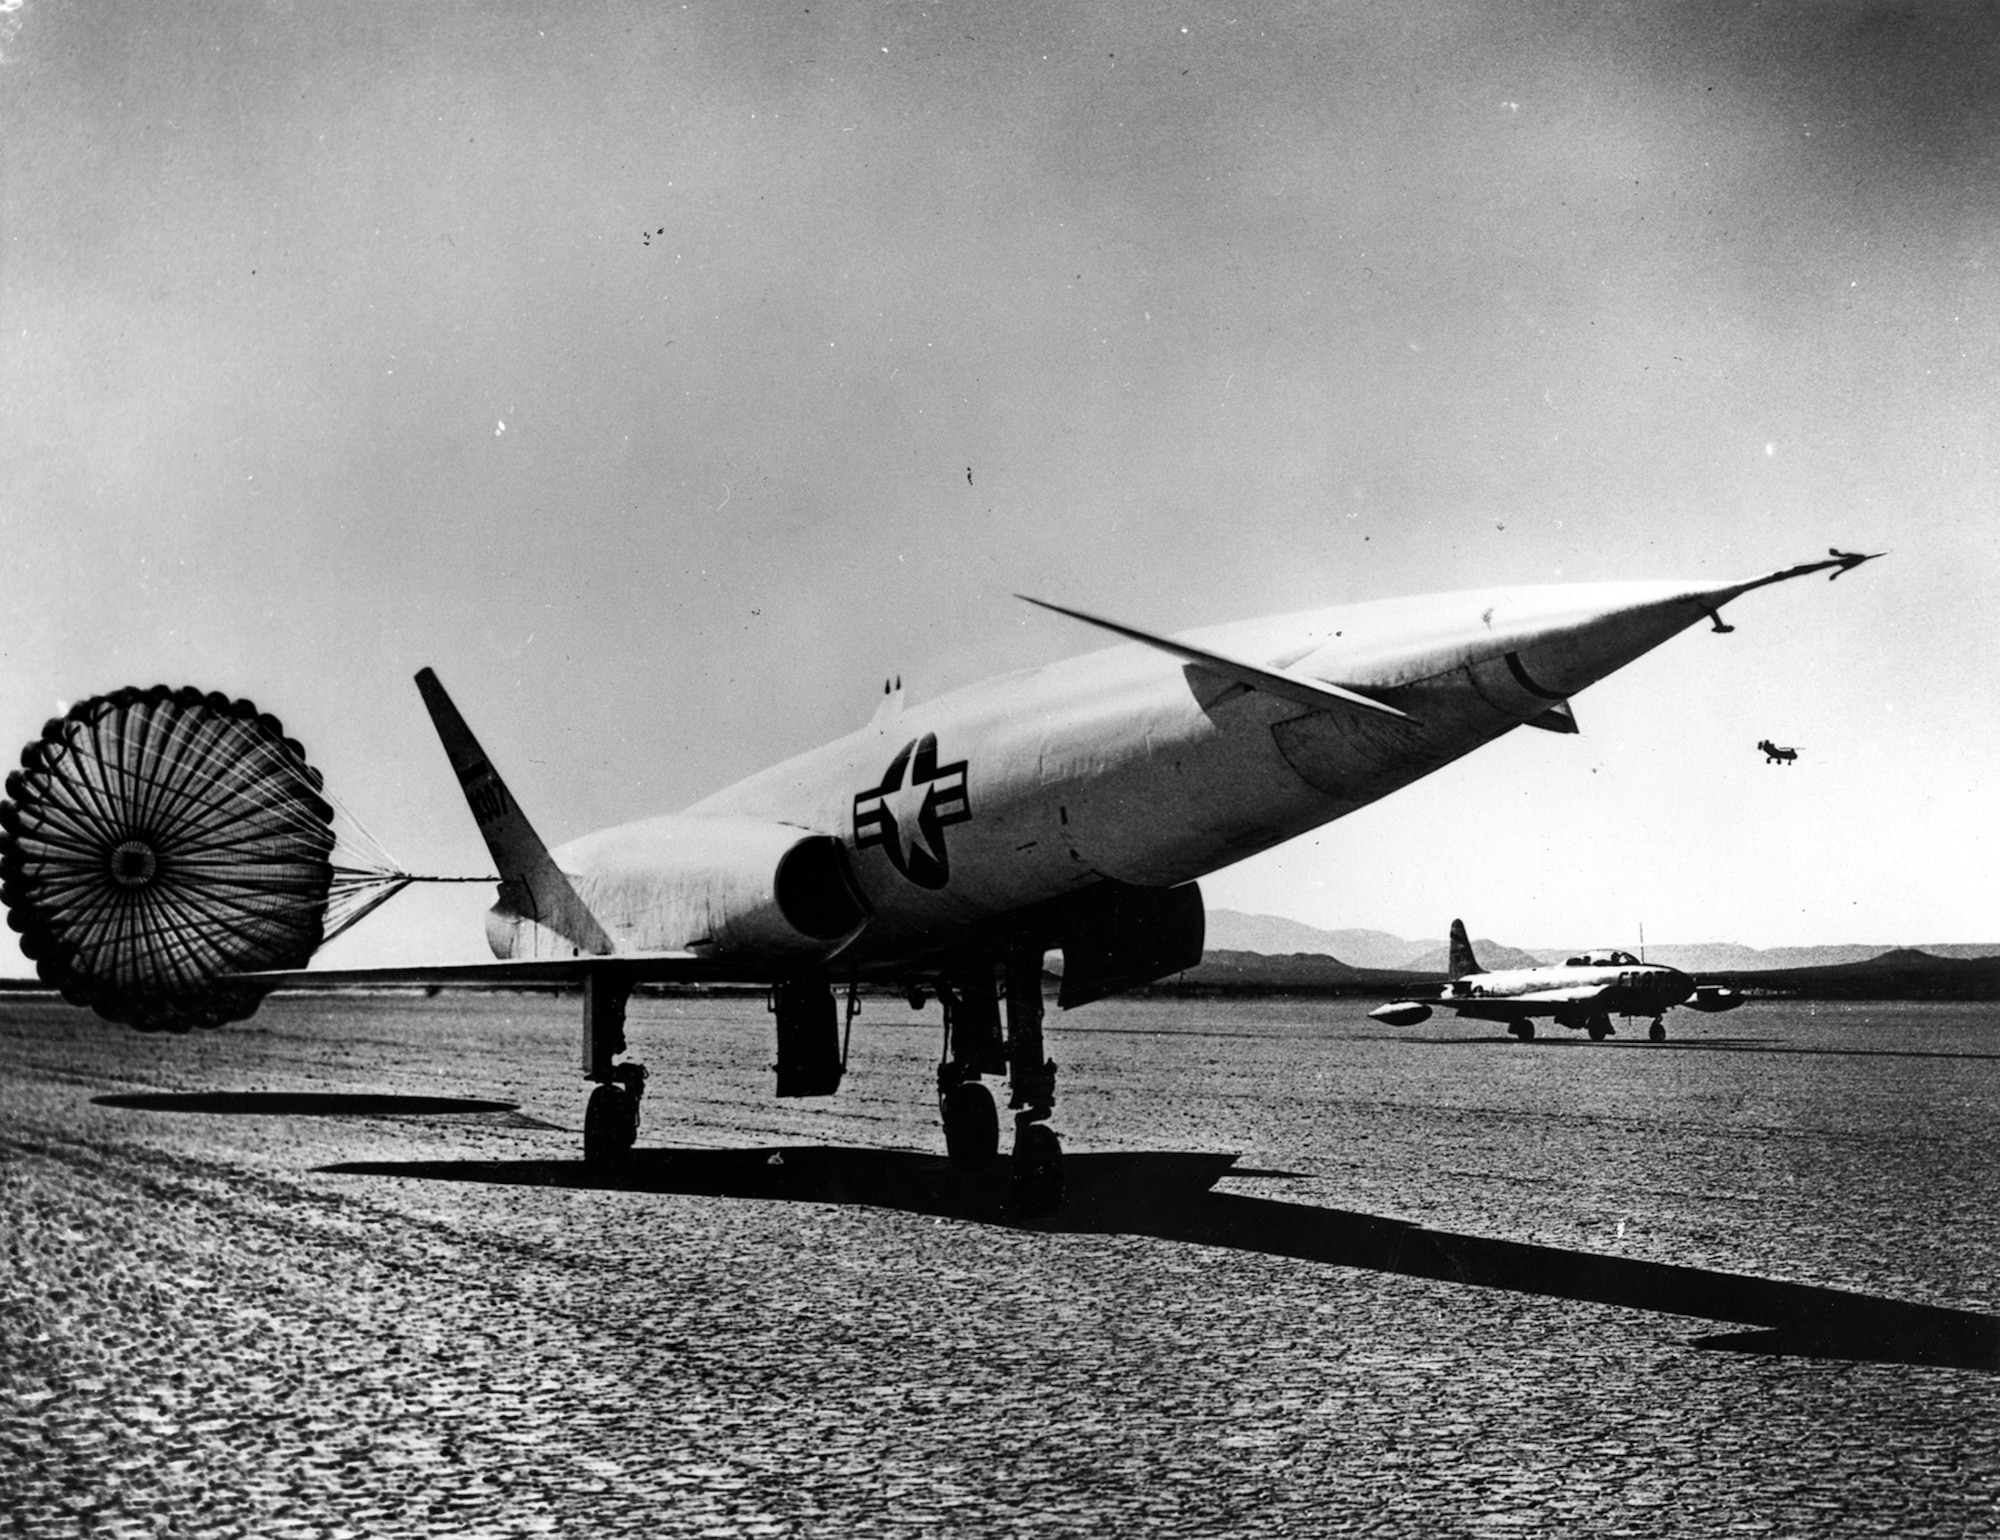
[1529,942,1904,971]
[1171,950,1370,989]
[1202,912,1425,971]
[1706,949,2000,1002]
[1205,909,2000,976]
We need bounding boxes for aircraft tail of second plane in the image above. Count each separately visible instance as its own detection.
[1448,918,1482,980]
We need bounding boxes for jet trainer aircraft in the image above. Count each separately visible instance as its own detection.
[1368,920,1744,1042]
[0,549,1876,1212]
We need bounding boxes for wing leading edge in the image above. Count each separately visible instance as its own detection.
[1016,595,1413,722]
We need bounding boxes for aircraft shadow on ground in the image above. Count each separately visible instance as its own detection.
[322,1144,1995,1373]
[96,1091,522,1116]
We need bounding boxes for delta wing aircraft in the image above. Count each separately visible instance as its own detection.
[1368,919,1744,1042]
[0,550,1877,1212]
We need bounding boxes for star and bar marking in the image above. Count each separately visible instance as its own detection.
[853,734,970,890]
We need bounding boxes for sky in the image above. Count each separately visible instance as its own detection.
[2,0,1996,971]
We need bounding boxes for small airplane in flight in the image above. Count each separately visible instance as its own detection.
[0,549,1872,1211]
[1758,739,1800,765]
[1367,920,1743,1042]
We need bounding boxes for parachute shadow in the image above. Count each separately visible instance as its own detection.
[97,1091,522,1117]
[321,1145,1995,1373]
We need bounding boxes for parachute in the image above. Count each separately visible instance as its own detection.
[0,686,413,1031]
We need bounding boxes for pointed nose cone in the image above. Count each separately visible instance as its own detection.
[1498,578,1747,702]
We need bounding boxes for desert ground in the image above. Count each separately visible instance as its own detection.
[3,990,1995,1536]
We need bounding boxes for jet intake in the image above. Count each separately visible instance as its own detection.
[773,835,872,941]
[525,815,873,962]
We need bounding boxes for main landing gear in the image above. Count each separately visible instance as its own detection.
[934,938,1063,1215]
[582,974,645,1166]
[1648,1017,1667,1042]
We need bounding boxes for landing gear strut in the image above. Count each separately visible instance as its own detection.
[1004,937,1062,1216]
[936,960,1005,1169]
[932,940,1063,1213]
[582,973,644,1166]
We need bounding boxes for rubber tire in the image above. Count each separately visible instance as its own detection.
[1509,1020,1536,1041]
[1649,1020,1667,1043]
[942,1081,999,1170]
[584,1084,632,1166]
[1011,1123,1064,1217]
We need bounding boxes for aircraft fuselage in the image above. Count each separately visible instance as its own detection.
[1430,962,1696,1025]
[526,576,1784,973]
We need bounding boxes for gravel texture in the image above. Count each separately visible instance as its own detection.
[2,991,1996,1537]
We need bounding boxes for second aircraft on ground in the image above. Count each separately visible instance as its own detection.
[1368,919,1743,1041]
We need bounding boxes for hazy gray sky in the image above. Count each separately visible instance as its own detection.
[3,1,1995,965]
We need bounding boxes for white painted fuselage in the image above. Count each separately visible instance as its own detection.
[495,569,1822,976]
[1421,957,1695,1024]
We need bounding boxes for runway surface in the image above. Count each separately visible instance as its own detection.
[3,991,1996,1537]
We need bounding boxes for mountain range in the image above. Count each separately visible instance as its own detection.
[1204,909,2000,975]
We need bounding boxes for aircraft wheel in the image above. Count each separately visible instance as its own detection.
[1649,1019,1667,1043]
[1588,1022,1609,1041]
[941,1080,999,1169]
[1509,1020,1535,1042]
[584,1083,635,1165]
[1012,1123,1064,1216]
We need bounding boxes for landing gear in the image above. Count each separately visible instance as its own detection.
[1508,1019,1536,1041]
[581,974,644,1167]
[936,961,1008,1171]
[1005,937,1062,1216]
[1586,1012,1613,1041]
[940,1079,999,1168]
[932,938,1064,1212]
[1649,1018,1667,1043]
[584,1065,646,1164]
[1012,1122,1064,1215]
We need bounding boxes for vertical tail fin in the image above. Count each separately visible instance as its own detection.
[413,668,614,956]
[1447,919,1481,980]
